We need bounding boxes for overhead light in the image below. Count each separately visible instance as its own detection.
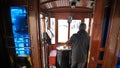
[70,0,80,8]
[71,1,76,8]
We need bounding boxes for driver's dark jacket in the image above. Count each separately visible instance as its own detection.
[66,30,90,63]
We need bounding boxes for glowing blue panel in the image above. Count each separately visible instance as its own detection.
[10,6,30,57]
[18,43,24,47]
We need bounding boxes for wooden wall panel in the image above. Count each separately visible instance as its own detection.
[88,0,106,68]
[53,13,92,19]
[88,24,103,68]
[28,0,42,68]
[103,0,120,68]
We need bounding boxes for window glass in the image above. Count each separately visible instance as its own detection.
[40,14,44,39]
[84,18,90,32]
[50,18,55,44]
[70,20,81,37]
[45,17,48,32]
[58,19,68,43]
[10,6,30,56]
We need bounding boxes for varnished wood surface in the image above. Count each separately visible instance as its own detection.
[39,0,94,13]
[53,13,92,19]
[28,0,42,68]
[103,0,120,68]
[88,0,107,68]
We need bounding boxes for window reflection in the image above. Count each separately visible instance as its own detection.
[58,20,68,43]
[70,20,81,37]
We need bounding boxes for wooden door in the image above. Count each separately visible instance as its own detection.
[88,0,111,68]
[88,0,120,68]
[28,0,42,68]
[103,0,120,67]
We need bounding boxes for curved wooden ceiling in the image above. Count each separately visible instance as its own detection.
[40,0,94,13]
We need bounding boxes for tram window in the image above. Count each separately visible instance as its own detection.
[40,14,44,39]
[10,6,30,57]
[84,18,90,32]
[50,18,55,44]
[45,17,48,31]
[58,19,68,43]
[97,64,102,68]
[70,20,81,37]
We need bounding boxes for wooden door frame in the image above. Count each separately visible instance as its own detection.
[28,0,42,68]
[88,0,120,68]
[103,0,120,67]
[88,0,107,67]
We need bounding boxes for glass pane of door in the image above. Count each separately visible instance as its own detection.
[58,19,68,43]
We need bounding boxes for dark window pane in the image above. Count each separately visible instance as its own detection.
[98,51,104,60]
[97,64,102,68]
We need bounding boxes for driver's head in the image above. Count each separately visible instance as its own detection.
[79,23,86,30]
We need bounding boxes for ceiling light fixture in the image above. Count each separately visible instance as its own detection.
[71,1,76,8]
[70,0,80,8]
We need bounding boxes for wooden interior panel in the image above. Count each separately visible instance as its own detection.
[40,0,94,13]
[103,0,120,68]
[53,13,92,19]
[28,0,42,68]
[47,7,93,13]
[88,0,107,68]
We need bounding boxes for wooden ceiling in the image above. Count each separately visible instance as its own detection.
[40,0,95,13]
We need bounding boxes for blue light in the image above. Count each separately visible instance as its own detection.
[19,43,24,47]
[10,6,30,57]
[116,65,120,68]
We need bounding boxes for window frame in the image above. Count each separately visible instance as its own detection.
[49,17,91,44]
